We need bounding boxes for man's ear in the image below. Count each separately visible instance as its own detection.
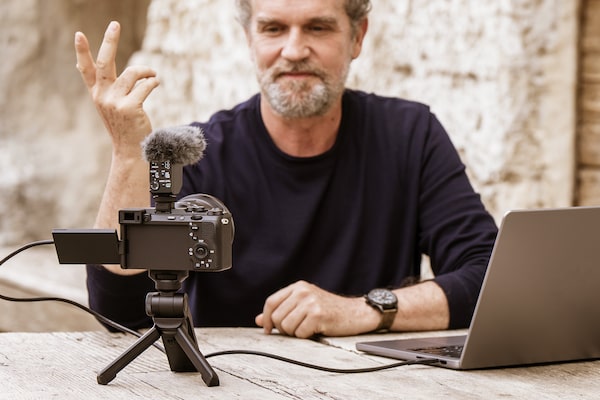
[352,18,369,59]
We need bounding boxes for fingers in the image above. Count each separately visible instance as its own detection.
[270,295,310,337]
[258,281,322,338]
[75,21,122,91]
[259,285,292,334]
[113,65,159,99]
[95,21,120,84]
[74,31,96,88]
[74,21,159,139]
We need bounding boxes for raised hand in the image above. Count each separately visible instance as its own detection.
[75,21,159,157]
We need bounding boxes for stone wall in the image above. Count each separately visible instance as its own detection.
[577,0,600,205]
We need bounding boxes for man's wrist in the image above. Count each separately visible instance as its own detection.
[356,297,384,333]
[365,288,398,332]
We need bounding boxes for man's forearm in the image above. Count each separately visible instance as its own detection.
[390,280,450,331]
[94,154,149,276]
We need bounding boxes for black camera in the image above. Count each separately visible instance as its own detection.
[53,138,234,272]
[118,193,233,271]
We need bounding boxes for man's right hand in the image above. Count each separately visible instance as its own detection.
[75,20,159,159]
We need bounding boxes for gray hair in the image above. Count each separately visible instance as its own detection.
[234,0,371,36]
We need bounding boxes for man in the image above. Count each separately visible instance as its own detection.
[75,0,497,339]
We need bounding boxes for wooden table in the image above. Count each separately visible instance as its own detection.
[0,328,598,399]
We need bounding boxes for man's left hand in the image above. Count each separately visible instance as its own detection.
[255,280,380,338]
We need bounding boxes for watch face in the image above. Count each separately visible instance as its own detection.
[368,289,397,307]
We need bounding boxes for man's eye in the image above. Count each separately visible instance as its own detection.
[308,25,331,33]
[263,25,283,34]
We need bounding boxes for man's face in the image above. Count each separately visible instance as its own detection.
[246,0,366,119]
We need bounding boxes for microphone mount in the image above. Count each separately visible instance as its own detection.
[149,160,183,213]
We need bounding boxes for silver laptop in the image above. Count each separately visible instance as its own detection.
[356,207,600,369]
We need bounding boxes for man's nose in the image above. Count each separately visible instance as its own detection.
[281,28,310,61]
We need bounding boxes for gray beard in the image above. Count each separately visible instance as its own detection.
[264,80,333,118]
[258,61,350,119]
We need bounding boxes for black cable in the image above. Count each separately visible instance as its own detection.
[0,292,146,340]
[205,349,439,373]
[1,240,439,375]
[0,239,154,346]
[0,239,54,265]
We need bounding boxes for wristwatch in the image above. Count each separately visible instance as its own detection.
[365,288,398,332]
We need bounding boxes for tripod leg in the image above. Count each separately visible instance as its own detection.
[97,327,161,385]
[173,326,220,386]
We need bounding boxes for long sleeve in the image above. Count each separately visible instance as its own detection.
[86,264,154,330]
[417,114,497,328]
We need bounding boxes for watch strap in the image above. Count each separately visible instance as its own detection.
[375,308,396,331]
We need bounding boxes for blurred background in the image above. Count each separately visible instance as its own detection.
[0,0,597,331]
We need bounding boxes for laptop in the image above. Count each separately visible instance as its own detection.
[356,207,600,369]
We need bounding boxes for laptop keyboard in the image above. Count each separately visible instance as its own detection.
[410,344,464,358]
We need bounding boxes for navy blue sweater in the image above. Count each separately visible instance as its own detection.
[87,90,497,330]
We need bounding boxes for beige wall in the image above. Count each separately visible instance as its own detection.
[577,0,600,205]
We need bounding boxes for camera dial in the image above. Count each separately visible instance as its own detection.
[193,242,209,260]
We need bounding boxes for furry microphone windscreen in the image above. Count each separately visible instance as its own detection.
[141,125,207,165]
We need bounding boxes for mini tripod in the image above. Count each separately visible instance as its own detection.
[96,270,219,387]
